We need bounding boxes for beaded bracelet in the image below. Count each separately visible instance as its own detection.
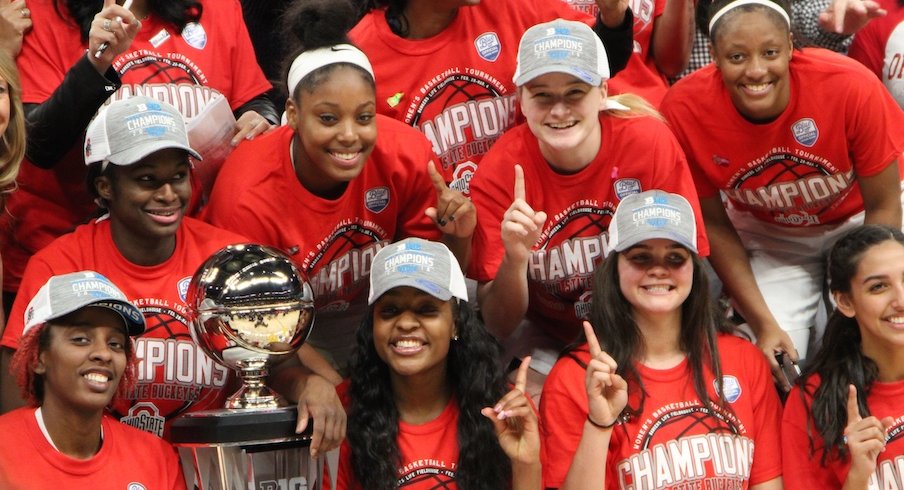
[587,415,618,429]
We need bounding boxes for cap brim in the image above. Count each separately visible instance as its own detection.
[85,300,146,336]
[368,277,455,305]
[106,141,203,166]
[614,231,698,254]
[514,66,603,87]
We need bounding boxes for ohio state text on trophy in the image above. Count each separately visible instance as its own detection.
[170,244,319,490]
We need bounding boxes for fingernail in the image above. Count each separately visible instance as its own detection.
[497,410,509,420]
[493,404,502,413]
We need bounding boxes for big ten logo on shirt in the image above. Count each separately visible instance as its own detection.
[404,66,517,187]
[884,23,904,107]
[619,400,753,490]
[299,219,389,313]
[529,199,616,317]
[111,296,230,437]
[720,144,854,226]
[870,416,904,490]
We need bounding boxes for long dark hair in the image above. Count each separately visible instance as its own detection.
[566,248,733,422]
[53,0,202,42]
[281,0,373,99]
[347,299,511,489]
[800,224,904,464]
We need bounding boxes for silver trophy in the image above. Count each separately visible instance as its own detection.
[171,244,322,490]
[188,243,314,409]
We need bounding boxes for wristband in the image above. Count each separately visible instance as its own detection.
[587,414,618,429]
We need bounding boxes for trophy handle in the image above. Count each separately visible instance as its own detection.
[226,358,282,409]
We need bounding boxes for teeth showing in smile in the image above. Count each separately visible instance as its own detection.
[643,285,671,293]
[547,121,577,129]
[394,339,424,348]
[886,316,904,324]
[84,373,109,383]
[147,209,175,216]
[331,151,359,160]
[744,83,769,93]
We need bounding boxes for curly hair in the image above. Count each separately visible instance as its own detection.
[346,299,512,489]
[11,322,138,407]
[563,249,733,423]
[799,224,904,465]
[281,0,373,99]
[52,0,202,42]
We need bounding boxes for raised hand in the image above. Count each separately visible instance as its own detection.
[755,324,799,392]
[425,161,476,239]
[583,321,627,428]
[0,0,32,58]
[843,384,893,486]
[819,0,886,35]
[88,0,141,71]
[232,111,273,146]
[501,164,546,264]
[595,0,629,28]
[481,356,540,465]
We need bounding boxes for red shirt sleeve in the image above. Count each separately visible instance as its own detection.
[540,348,592,488]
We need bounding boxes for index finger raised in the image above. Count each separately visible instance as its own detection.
[514,355,531,395]
[846,384,863,423]
[427,161,449,194]
[513,164,526,201]
[583,320,602,357]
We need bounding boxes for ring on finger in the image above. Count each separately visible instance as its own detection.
[19,8,29,18]
[102,18,113,31]
[842,434,849,446]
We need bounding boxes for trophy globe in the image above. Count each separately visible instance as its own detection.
[186,243,314,409]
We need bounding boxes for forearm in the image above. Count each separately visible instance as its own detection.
[25,54,120,168]
[478,255,529,340]
[561,421,613,489]
[234,94,279,126]
[861,160,902,228]
[442,233,472,273]
[594,9,634,76]
[652,0,695,76]
[511,460,542,490]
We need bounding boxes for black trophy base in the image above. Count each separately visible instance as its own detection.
[170,407,322,490]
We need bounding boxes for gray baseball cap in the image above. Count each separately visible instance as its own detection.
[513,18,610,87]
[609,190,698,253]
[368,238,468,305]
[24,271,146,336]
[84,95,201,167]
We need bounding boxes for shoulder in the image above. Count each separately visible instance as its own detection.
[370,115,434,162]
[180,217,249,246]
[792,48,883,84]
[32,222,99,258]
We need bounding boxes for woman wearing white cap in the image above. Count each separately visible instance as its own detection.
[469,18,707,394]
[0,96,287,446]
[0,271,186,489]
[660,0,904,383]
[542,190,783,489]
[340,237,540,489]
[203,0,475,398]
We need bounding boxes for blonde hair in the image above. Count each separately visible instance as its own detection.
[0,52,24,208]
[604,93,665,122]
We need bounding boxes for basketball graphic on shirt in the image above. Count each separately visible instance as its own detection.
[115,50,206,86]
[637,404,740,451]
[303,221,386,308]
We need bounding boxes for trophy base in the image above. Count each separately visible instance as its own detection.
[171,407,323,489]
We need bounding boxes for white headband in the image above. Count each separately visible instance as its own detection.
[708,0,790,34]
[286,44,375,96]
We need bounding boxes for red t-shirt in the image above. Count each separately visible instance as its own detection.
[0,408,186,489]
[468,114,708,343]
[336,397,461,489]
[1,217,246,439]
[3,0,270,292]
[782,374,904,488]
[661,48,904,227]
[848,0,904,109]
[349,0,595,193]
[541,334,783,489]
[202,121,442,368]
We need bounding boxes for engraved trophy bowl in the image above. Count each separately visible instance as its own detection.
[186,243,314,410]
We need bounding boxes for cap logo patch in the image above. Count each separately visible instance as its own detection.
[631,198,682,228]
[126,105,177,139]
[791,118,818,147]
[71,278,126,300]
[474,32,501,62]
[365,187,390,213]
